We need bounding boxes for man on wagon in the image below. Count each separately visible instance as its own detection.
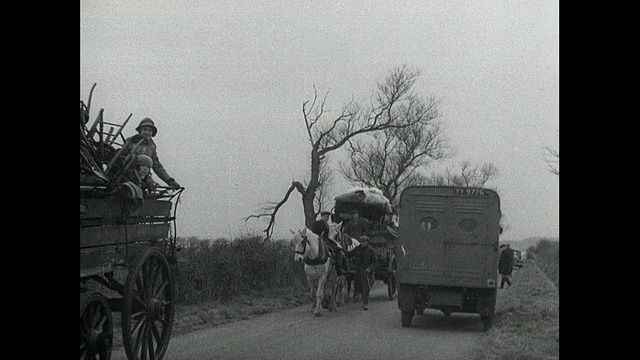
[120,154,159,194]
[124,118,181,189]
[342,209,372,240]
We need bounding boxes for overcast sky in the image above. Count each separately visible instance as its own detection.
[80,0,559,242]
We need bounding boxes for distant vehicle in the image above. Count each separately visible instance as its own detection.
[396,186,501,331]
[512,249,524,269]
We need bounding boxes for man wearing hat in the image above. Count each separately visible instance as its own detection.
[120,154,159,193]
[342,208,372,240]
[498,244,514,289]
[125,118,181,189]
[346,235,378,310]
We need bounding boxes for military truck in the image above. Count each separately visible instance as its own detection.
[396,186,502,330]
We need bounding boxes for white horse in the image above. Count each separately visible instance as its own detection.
[290,228,337,316]
[328,222,360,304]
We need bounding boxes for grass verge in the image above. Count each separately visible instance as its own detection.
[474,259,559,360]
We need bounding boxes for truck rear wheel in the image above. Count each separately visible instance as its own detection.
[401,310,414,327]
[481,315,493,331]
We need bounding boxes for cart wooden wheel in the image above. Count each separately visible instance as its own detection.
[387,256,398,300]
[80,291,113,360]
[122,248,174,360]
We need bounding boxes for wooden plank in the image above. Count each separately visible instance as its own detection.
[80,246,117,277]
[80,242,162,277]
[80,223,170,248]
[80,216,173,228]
[81,198,172,220]
[134,199,173,217]
[80,197,122,219]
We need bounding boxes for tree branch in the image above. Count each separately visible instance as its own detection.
[245,181,306,241]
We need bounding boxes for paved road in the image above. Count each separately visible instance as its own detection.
[111,286,485,360]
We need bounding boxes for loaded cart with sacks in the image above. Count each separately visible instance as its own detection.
[80,85,184,360]
[332,187,399,300]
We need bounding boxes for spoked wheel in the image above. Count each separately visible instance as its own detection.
[387,257,398,300]
[80,291,113,360]
[387,273,398,300]
[122,248,174,360]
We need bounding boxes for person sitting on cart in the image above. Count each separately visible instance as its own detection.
[311,211,350,276]
[124,118,181,189]
[120,154,159,194]
[342,209,372,240]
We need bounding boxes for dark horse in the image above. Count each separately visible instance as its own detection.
[328,222,360,305]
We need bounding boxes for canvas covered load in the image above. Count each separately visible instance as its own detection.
[333,187,394,226]
[334,187,393,214]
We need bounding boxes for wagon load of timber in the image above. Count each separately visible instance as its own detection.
[80,83,146,202]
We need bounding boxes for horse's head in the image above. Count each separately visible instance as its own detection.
[290,228,309,263]
[329,222,352,249]
[331,222,360,252]
[328,222,342,243]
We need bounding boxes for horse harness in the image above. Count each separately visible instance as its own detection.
[295,233,309,257]
[297,232,332,266]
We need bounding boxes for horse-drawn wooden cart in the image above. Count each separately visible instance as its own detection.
[333,188,399,300]
[80,86,183,360]
[80,187,182,360]
[368,227,399,300]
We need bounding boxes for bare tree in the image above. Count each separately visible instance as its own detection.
[314,158,335,215]
[544,145,559,176]
[247,65,437,239]
[339,96,448,206]
[443,160,500,188]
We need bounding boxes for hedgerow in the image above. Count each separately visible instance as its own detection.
[172,236,308,305]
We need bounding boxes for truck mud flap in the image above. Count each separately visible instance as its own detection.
[397,284,415,311]
[476,292,496,316]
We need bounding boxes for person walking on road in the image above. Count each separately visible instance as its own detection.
[499,244,514,289]
[347,235,378,310]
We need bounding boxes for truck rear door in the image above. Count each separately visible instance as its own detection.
[397,187,500,288]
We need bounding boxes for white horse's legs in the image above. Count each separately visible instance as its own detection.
[314,275,327,316]
[308,277,317,311]
[325,267,338,312]
[315,276,326,316]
